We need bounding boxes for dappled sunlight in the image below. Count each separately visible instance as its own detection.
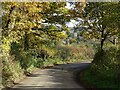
[6,63,90,90]
[1,1,120,89]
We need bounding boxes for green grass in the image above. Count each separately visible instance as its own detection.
[81,69,120,89]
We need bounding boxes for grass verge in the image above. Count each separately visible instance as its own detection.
[79,69,120,90]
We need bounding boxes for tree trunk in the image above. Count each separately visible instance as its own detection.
[100,38,105,49]
[24,33,29,51]
[100,29,104,49]
[100,25,107,49]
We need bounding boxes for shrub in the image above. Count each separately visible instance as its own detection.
[69,44,94,60]
[90,46,120,85]
[81,46,120,89]
[2,59,24,87]
[56,45,71,60]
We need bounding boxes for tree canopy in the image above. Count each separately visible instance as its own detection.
[81,2,120,48]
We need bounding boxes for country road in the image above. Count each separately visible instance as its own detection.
[7,62,91,90]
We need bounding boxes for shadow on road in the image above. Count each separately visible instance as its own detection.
[3,62,91,90]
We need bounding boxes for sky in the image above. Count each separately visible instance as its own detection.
[66,20,79,27]
[41,2,81,28]
[65,2,82,28]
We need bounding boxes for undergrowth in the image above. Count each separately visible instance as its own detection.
[80,46,120,89]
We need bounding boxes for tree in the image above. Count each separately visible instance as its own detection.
[63,2,86,44]
[2,2,71,50]
[82,2,120,49]
[2,3,73,85]
[2,2,75,68]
